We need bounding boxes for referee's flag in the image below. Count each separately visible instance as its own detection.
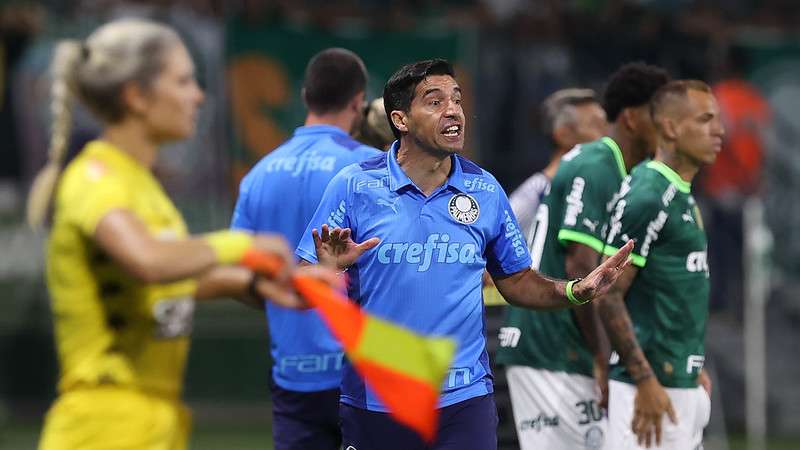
[242,251,456,442]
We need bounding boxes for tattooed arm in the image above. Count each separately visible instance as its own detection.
[596,258,676,448]
[596,263,651,382]
[564,242,611,408]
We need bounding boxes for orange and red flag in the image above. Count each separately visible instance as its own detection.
[242,251,456,442]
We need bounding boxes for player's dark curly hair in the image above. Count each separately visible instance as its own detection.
[602,62,671,122]
[383,59,455,139]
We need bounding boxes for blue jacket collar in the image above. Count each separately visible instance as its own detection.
[293,124,348,137]
[386,141,466,194]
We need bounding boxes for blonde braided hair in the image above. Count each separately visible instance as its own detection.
[26,19,180,228]
[26,40,81,228]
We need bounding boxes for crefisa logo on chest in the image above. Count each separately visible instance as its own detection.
[448,193,480,224]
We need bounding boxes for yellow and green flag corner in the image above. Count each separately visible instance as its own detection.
[293,276,457,443]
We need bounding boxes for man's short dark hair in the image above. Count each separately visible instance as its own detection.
[650,79,712,121]
[602,62,671,122]
[302,48,367,115]
[383,59,455,139]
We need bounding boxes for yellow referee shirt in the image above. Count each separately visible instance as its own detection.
[47,140,196,399]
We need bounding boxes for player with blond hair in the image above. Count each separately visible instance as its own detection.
[28,19,329,450]
[598,80,722,449]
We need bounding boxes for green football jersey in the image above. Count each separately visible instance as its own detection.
[496,137,628,376]
[604,160,709,388]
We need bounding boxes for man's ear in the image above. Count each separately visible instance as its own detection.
[391,110,408,134]
[350,91,366,114]
[552,125,571,149]
[661,116,679,141]
[620,108,637,132]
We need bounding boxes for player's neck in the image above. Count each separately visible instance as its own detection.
[101,122,159,169]
[396,138,452,197]
[656,145,700,183]
[305,111,353,134]
[543,150,563,179]
[607,124,647,172]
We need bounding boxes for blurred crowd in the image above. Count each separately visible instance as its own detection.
[1,0,797,314]
[2,0,800,441]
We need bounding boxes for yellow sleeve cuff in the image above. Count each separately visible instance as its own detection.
[204,230,254,264]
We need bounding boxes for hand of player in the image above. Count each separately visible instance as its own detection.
[312,224,380,271]
[698,368,712,396]
[572,240,633,301]
[593,356,610,410]
[632,376,677,447]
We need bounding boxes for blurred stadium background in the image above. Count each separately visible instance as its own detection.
[1,0,800,449]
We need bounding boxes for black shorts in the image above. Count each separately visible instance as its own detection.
[340,394,498,450]
[270,381,341,450]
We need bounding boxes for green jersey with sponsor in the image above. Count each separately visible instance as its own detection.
[604,160,709,388]
[496,137,628,376]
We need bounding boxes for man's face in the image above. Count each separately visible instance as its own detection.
[402,74,465,154]
[674,89,725,166]
[561,102,607,148]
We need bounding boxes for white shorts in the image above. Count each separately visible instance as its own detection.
[506,366,607,450]
[607,379,711,450]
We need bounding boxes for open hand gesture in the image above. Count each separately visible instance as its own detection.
[312,224,380,271]
[572,240,634,301]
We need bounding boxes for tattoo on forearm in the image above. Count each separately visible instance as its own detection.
[573,305,601,356]
[599,295,653,383]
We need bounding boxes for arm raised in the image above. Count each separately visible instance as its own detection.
[494,240,633,309]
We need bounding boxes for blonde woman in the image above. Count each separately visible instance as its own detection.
[28,19,324,450]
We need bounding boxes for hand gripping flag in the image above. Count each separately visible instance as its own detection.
[241,250,457,442]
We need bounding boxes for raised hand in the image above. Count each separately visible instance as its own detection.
[312,224,380,270]
[573,240,634,301]
[632,376,677,447]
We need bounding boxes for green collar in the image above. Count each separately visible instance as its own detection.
[646,160,691,193]
[601,137,627,178]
